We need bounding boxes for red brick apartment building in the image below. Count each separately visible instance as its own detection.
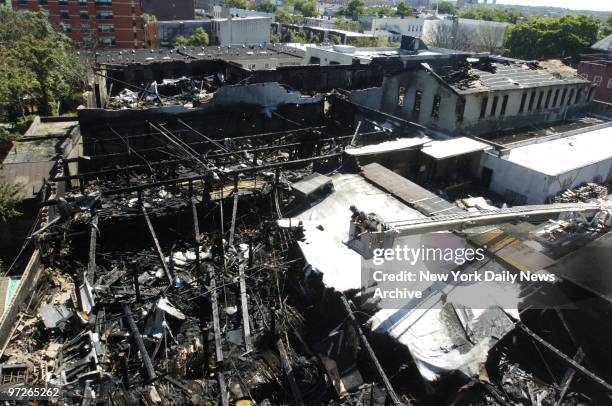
[11,0,144,48]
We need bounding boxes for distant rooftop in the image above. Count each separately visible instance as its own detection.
[310,43,467,61]
[591,34,612,52]
[89,44,304,65]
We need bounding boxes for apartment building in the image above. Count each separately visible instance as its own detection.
[11,0,144,48]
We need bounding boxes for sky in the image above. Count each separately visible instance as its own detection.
[495,0,612,12]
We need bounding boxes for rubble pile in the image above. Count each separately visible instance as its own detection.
[106,75,222,109]
[553,182,609,203]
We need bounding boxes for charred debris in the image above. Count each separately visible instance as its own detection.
[2,98,424,405]
[2,57,612,405]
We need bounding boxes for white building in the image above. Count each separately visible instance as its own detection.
[303,43,462,66]
[480,123,612,204]
[369,16,426,42]
[210,16,271,46]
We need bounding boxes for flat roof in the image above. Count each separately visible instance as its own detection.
[92,44,304,65]
[344,137,430,156]
[279,173,424,292]
[422,137,490,160]
[504,125,612,176]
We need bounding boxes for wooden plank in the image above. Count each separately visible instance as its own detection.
[239,264,253,353]
[209,265,224,364]
[277,338,305,406]
[141,205,173,284]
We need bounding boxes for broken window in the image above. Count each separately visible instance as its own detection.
[593,75,602,86]
[552,88,559,107]
[528,91,536,111]
[480,96,488,119]
[413,90,422,113]
[544,90,552,108]
[567,89,574,105]
[574,88,582,104]
[490,95,499,116]
[536,91,544,110]
[519,92,527,113]
[500,95,508,116]
[587,86,595,101]
[431,95,441,118]
[397,86,406,107]
[560,88,567,105]
[455,98,465,122]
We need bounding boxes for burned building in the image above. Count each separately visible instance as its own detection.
[2,36,612,406]
[352,56,594,137]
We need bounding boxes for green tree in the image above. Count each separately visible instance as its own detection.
[293,30,308,43]
[0,183,22,222]
[365,6,396,16]
[293,0,318,17]
[603,14,612,36]
[281,29,294,43]
[0,9,83,119]
[436,1,456,15]
[225,0,247,9]
[459,7,522,23]
[343,0,364,20]
[187,27,209,46]
[175,35,188,46]
[270,31,281,43]
[335,17,359,32]
[396,2,414,18]
[506,15,600,60]
[275,9,304,24]
[141,12,157,24]
[256,0,277,13]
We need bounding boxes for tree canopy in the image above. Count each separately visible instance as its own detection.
[292,0,318,17]
[603,14,612,36]
[459,7,522,23]
[174,28,209,47]
[0,183,22,222]
[338,0,365,20]
[224,0,247,9]
[256,0,277,13]
[275,9,304,24]
[187,27,209,46]
[505,15,600,60]
[0,8,83,119]
[436,1,456,15]
[396,2,414,18]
